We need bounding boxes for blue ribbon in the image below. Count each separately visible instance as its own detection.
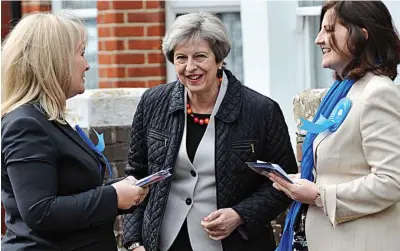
[299,97,352,134]
[75,125,113,179]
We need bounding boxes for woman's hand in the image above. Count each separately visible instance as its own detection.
[111,176,149,209]
[200,208,243,241]
[268,173,318,205]
[133,246,145,251]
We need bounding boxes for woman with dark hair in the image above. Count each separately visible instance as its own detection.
[268,1,400,251]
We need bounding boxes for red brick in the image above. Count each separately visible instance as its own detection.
[99,68,108,78]
[128,39,161,50]
[145,1,165,9]
[97,1,110,11]
[114,81,147,88]
[113,1,143,10]
[98,27,112,37]
[114,53,145,64]
[115,26,144,37]
[1,2,11,23]
[127,67,165,77]
[147,25,164,37]
[99,81,114,88]
[22,4,30,15]
[97,13,124,24]
[148,80,165,87]
[107,67,126,78]
[127,12,165,23]
[98,54,113,64]
[148,52,165,64]
[101,40,125,51]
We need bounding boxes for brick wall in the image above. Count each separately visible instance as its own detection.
[1,1,12,41]
[21,0,51,15]
[97,0,167,88]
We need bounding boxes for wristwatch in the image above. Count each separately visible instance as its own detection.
[127,242,141,251]
[313,186,323,208]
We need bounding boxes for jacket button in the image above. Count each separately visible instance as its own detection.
[190,170,196,177]
[185,198,192,205]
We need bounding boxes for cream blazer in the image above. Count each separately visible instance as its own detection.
[305,73,400,251]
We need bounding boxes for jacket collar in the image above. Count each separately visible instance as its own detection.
[167,69,242,123]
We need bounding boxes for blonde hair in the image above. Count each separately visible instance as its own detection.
[1,12,86,123]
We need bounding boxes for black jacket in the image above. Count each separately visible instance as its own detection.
[123,70,297,251]
[1,104,120,251]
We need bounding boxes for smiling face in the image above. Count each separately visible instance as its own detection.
[315,8,352,75]
[68,42,90,98]
[173,39,222,96]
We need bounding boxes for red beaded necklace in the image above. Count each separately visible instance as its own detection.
[186,76,222,126]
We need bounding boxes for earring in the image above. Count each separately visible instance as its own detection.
[217,68,223,79]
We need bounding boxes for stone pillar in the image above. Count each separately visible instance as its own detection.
[97,0,166,88]
[293,88,327,164]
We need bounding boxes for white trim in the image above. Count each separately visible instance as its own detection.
[51,0,97,19]
[240,0,270,96]
[296,6,322,16]
[165,1,241,84]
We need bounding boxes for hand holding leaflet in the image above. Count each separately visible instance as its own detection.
[245,161,294,183]
[134,169,172,187]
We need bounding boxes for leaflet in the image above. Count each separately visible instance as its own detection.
[245,161,294,183]
[134,169,172,187]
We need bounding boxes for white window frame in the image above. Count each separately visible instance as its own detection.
[51,1,97,19]
[295,4,322,90]
[165,1,241,84]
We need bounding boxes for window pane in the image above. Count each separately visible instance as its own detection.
[62,0,96,9]
[217,13,244,84]
[310,16,333,88]
[175,12,244,84]
[298,0,325,7]
[83,18,98,89]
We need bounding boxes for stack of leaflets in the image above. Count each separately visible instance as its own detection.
[245,161,294,183]
[134,169,172,187]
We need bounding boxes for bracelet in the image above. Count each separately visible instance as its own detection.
[128,242,141,250]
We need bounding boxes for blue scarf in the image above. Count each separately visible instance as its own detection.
[277,78,354,251]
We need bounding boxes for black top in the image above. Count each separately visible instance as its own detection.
[186,113,211,163]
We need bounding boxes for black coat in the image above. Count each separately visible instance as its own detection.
[1,103,120,251]
[123,70,298,251]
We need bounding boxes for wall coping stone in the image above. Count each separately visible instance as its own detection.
[66,88,147,128]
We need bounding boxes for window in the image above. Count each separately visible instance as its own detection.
[165,1,243,84]
[52,0,98,89]
[297,1,333,89]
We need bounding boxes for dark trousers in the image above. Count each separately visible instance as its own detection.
[168,219,193,251]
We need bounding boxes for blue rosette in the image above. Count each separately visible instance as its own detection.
[299,97,352,134]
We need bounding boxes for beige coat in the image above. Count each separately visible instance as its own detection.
[305,73,400,251]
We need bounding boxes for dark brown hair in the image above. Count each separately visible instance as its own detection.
[320,1,400,80]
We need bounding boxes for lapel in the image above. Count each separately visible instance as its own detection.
[53,122,101,164]
[312,73,375,163]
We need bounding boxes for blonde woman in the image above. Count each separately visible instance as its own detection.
[1,13,148,251]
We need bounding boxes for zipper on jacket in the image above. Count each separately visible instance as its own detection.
[153,112,185,251]
[148,129,168,142]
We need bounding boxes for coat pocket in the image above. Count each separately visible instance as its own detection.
[147,129,169,165]
[230,140,257,173]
